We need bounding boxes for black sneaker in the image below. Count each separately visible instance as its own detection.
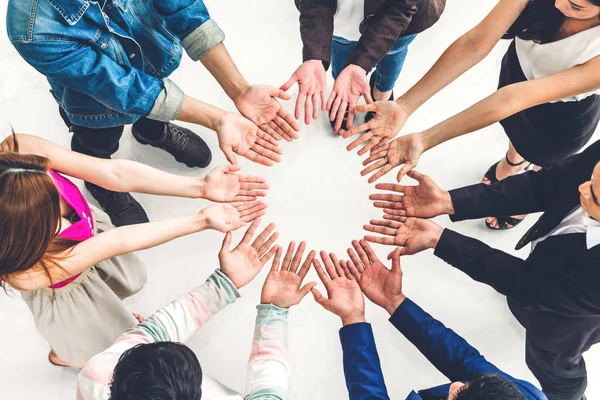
[85,182,149,227]
[132,122,212,168]
[365,73,394,123]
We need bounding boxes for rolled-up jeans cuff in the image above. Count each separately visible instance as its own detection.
[181,19,225,61]
[147,78,185,122]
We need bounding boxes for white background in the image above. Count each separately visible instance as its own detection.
[0,0,599,398]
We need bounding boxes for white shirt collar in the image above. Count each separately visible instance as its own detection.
[583,214,600,249]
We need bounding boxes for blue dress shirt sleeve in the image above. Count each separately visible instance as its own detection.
[339,322,390,400]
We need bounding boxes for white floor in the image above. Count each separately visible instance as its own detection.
[1,0,599,398]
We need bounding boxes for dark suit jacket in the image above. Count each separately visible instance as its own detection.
[339,299,546,400]
[434,141,600,357]
[296,0,445,72]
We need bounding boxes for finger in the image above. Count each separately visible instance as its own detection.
[236,201,266,214]
[222,146,238,165]
[383,208,408,215]
[357,137,381,156]
[290,241,307,273]
[346,103,356,130]
[281,241,296,272]
[270,87,292,101]
[347,248,365,274]
[359,240,380,264]
[268,120,289,142]
[239,181,270,191]
[224,164,241,173]
[340,260,354,281]
[311,287,329,308]
[364,235,396,245]
[275,113,300,140]
[406,170,426,182]
[304,93,311,125]
[351,240,370,267]
[295,93,306,121]
[243,150,274,167]
[390,247,402,272]
[396,162,416,183]
[368,164,394,184]
[326,90,337,111]
[371,141,390,154]
[369,219,402,229]
[362,148,388,166]
[364,88,374,104]
[257,130,282,148]
[319,251,338,279]
[329,96,342,124]
[238,174,268,183]
[240,206,267,223]
[280,75,298,92]
[312,94,319,120]
[334,100,348,132]
[360,159,387,176]
[240,218,261,244]
[250,143,282,163]
[347,130,374,151]
[261,244,280,266]
[312,258,331,284]
[259,122,281,142]
[384,214,407,222]
[373,201,403,210]
[355,103,377,113]
[234,195,258,202]
[375,183,406,193]
[251,222,276,249]
[346,258,362,282]
[257,232,280,258]
[299,281,318,299]
[329,252,345,277]
[221,231,233,252]
[321,90,327,111]
[363,224,397,236]
[298,249,316,279]
[369,193,404,202]
[270,246,283,272]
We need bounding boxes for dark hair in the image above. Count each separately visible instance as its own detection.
[109,342,203,400]
[455,374,527,400]
[0,130,76,290]
[504,0,600,43]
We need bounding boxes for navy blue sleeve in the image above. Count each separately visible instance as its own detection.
[339,323,390,400]
[389,298,506,382]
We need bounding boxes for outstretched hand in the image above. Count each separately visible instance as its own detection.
[345,241,405,315]
[261,241,317,308]
[311,251,365,325]
[361,133,425,183]
[343,100,410,155]
[217,112,283,167]
[363,217,443,256]
[202,165,269,202]
[234,85,300,142]
[219,219,280,289]
[328,64,373,134]
[201,201,267,233]
[280,60,327,125]
[369,170,453,219]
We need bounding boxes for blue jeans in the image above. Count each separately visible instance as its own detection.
[331,34,417,92]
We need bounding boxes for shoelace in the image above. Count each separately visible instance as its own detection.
[161,124,190,151]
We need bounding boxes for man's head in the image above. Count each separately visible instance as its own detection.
[579,161,600,220]
[109,342,203,400]
[448,374,527,400]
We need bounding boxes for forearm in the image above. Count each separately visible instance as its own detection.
[177,95,226,130]
[200,42,249,100]
[245,305,289,400]
[398,34,491,115]
[419,86,514,151]
[106,159,204,199]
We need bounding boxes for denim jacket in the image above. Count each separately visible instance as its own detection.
[7,0,225,128]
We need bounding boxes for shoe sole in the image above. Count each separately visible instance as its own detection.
[131,127,211,168]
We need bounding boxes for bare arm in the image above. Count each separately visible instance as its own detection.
[420,55,600,150]
[398,0,528,114]
[200,43,249,100]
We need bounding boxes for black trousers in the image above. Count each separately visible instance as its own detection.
[526,334,588,400]
[58,108,165,159]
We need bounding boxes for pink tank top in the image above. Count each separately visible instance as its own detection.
[48,170,95,288]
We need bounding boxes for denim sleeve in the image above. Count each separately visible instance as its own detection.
[12,39,184,121]
[152,0,225,61]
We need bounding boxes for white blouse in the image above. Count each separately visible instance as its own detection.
[333,0,364,42]
[515,24,600,102]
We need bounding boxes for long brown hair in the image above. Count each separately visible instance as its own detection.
[0,134,76,290]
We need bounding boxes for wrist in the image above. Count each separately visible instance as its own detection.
[427,224,444,250]
[195,209,210,232]
[341,312,366,326]
[396,96,416,116]
[441,190,455,215]
[384,294,406,315]
[347,63,367,75]
[196,177,208,199]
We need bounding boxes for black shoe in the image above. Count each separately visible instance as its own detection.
[365,73,394,123]
[85,182,149,227]
[132,122,212,168]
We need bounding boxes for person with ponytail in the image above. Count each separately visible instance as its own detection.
[351,0,600,231]
[0,131,268,369]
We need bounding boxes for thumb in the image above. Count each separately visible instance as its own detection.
[226,164,241,173]
[390,248,402,272]
[270,87,292,100]
[407,170,425,182]
[355,103,377,113]
[280,75,298,92]
[311,288,328,307]
[221,232,233,252]
[299,282,318,299]
[397,163,415,182]
[222,146,238,166]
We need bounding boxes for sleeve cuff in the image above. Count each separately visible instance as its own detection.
[147,78,185,122]
[339,322,374,346]
[388,297,419,329]
[433,229,466,267]
[256,304,290,321]
[181,19,225,61]
[211,269,241,305]
[448,188,473,222]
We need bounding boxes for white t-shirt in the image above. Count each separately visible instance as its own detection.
[333,0,364,41]
[516,24,600,102]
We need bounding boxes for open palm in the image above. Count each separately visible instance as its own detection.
[361,133,425,183]
[203,165,268,202]
[364,217,442,255]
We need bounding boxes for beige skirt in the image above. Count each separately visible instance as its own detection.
[21,205,147,368]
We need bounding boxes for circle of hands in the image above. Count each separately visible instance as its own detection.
[203,62,456,315]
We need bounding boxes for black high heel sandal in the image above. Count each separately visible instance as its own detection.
[483,152,532,230]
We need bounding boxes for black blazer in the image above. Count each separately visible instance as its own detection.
[434,141,600,357]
